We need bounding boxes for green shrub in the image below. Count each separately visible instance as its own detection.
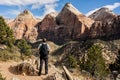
[0,73,6,80]
[0,49,20,61]
[15,39,32,56]
[0,16,15,47]
[66,55,78,68]
[80,45,109,77]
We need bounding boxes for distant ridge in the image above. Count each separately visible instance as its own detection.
[89,7,117,21]
[8,9,39,42]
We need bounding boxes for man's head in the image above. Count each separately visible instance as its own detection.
[42,38,47,42]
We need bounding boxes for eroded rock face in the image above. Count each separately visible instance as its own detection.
[89,15,120,39]
[89,8,117,21]
[8,10,39,42]
[37,12,58,43]
[38,3,94,44]
[6,3,120,44]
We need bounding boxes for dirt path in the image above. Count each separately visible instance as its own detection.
[0,58,92,80]
[0,61,56,80]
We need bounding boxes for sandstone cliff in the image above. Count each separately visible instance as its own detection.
[7,3,120,44]
[89,8,117,21]
[38,3,94,44]
[8,10,39,42]
[89,15,120,39]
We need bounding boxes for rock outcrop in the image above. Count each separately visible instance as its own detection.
[16,62,38,76]
[89,8,117,21]
[38,3,94,44]
[6,3,120,44]
[89,15,120,39]
[8,10,39,42]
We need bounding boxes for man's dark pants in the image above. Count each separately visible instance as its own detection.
[38,56,48,75]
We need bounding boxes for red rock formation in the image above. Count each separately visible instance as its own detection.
[8,10,39,42]
[89,15,120,39]
[38,3,94,44]
[89,8,117,21]
[39,12,58,31]
[7,3,119,44]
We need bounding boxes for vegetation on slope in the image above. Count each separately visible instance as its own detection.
[0,16,15,47]
[0,16,33,61]
[52,39,120,79]
[0,73,6,80]
[80,44,109,78]
[15,39,32,56]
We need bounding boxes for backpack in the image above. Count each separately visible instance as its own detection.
[39,43,48,57]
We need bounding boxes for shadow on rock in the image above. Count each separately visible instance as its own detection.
[8,65,18,75]
[8,62,38,76]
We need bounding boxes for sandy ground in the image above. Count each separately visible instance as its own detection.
[0,61,54,80]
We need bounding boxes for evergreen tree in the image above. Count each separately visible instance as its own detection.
[16,39,32,56]
[80,45,109,78]
[0,16,15,46]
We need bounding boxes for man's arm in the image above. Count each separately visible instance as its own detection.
[47,44,50,54]
[38,44,42,50]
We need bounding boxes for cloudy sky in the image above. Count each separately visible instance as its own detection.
[0,0,120,18]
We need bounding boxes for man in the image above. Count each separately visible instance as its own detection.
[38,38,50,76]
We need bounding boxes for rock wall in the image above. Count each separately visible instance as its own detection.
[7,3,120,44]
[89,15,120,40]
[37,3,94,44]
[8,10,39,42]
[89,8,117,21]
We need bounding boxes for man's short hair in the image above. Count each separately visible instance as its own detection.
[42,38,47,42]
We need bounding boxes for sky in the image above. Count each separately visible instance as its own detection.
[0,0,120,19]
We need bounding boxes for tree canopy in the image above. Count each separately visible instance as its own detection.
[0,16,15,46]
[15,39,32,56]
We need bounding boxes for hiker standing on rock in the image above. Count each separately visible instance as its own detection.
[38,38,50,76]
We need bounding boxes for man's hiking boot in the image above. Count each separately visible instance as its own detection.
[45,72,48,75]
[38,73,41,76]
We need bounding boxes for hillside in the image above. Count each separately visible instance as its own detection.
[0,2,120,80]
[8,10,39,42]
[52,39,120,79]
[38,3,94,44]
[5,3,120,45]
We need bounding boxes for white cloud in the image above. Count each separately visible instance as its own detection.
[0,0,59,7]
[0,9,21,18]
[0,0,59,18]
[104,2,120,10]
[44,3,57,15]
[31,0,59,9]
[86,8,100,16]
[86,2,120,16]
[8,9,21,16]
[34,3,58,19]
[31,3,42,9]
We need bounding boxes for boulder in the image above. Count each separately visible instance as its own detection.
[16,62,38,76]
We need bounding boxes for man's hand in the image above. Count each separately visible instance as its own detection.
[36,48,39,51]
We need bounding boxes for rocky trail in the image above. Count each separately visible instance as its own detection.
[0,56,90,80]
[0,55,64,80]
[0,61,50,80]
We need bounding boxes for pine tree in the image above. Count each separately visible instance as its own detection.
[0,16,15,46]
[80,45,109,78]
[15,39,32,56]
